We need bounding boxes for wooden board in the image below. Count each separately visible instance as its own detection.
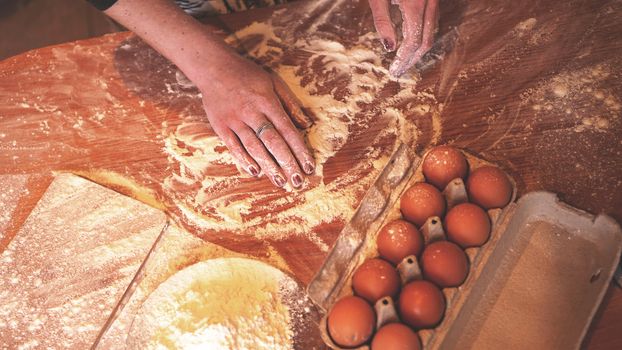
[0,0,620,348]
[0,174,166,348]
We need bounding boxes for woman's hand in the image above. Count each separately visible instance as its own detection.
[105,0,315,189]
[368,0,439,77]
[196,51,315,188]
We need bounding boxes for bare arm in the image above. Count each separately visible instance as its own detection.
[105,0,315,188]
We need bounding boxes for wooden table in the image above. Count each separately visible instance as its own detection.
[0,0,620,348]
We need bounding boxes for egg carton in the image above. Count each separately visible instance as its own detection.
[308,143,622,350]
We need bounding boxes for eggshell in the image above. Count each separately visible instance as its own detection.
[444,203,491,248]
[398,280,445,329]
[328,296,375,348]
[421,241,469,288]
[352,258,401,303]
[377,220,424,265]
[422,146,468,190]
[466,166,512,209]
[400,183,446,226]
[371,323,421,350]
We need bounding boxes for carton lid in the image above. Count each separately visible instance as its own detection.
[434,191,622,350]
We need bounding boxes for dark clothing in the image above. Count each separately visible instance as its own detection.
[87,0,286,15]
[88,0,117,11]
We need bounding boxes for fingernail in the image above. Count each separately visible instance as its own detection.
[273,175,286,187]
[382,38,396,52]
[303,162,315,175]
[291,173,303,188]
[248,165,259,177]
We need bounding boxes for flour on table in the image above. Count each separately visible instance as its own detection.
[162,17,430,246]
[523,63,620,134]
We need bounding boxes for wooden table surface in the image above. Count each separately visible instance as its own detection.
[1,0,620,348]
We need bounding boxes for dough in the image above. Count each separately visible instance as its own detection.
[127,258,306,350]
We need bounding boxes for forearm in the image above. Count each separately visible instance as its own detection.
[99,0,315,188]
[104,0,232,85]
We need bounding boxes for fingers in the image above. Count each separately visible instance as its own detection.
[406,0,439,70]
[261,96,316,176]
[233,124,290,188]
[368,0,398,51]
[422,0,440,51]
[207,117,260,177]
[389,0,426,77]
[272,75,314,129]
[243,114,306,188]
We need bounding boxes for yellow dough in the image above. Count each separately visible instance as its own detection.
[127,258,301,349]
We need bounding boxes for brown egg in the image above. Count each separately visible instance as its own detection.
[328,296,375,348]
[421,241,469,288]
[371,323,421,350]
[352,258,401,303]
[444,203,491,248]
[466,166,512,209]
[398,280,445,329]
[400,183,446,226]
[377,220,424,265]
[422,145,469,190]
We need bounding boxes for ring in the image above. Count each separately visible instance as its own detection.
[255,122,275,138]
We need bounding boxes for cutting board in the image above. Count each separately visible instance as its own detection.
[0,173,167,349]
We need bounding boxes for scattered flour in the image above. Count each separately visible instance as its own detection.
[161,18,431,247]
[524,63,620,134]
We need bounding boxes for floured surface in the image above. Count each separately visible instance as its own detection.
[1,0,617,277]
[127,258,318,350]
[0,174,166,349]
[0,174,30,242]
[154,12,439,248]
[0,0,621,347]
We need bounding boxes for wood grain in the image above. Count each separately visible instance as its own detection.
[0,0,620,348]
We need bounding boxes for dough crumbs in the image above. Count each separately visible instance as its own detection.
[551,83,568,98]
[515,18,537,35]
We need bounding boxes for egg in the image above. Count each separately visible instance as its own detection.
[444,203,491,248]
[398,280,445,329]
[377,220,424,265]
[327,296,375,348]
[422,145,468,190]
[352,258,401,303]
[466,166,512,209]
[371,323,421,350]
[421,241,468,288]
[400,182,446,226]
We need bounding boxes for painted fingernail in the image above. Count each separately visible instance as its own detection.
[382,38,396,52]
[273,175,286,187]
[248,165,259,177]
[292,173,303,188]
[303,162,315,175]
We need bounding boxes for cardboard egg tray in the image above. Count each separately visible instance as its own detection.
[308,144,622,350]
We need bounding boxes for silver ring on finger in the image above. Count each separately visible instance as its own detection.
[255,121,275,139]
